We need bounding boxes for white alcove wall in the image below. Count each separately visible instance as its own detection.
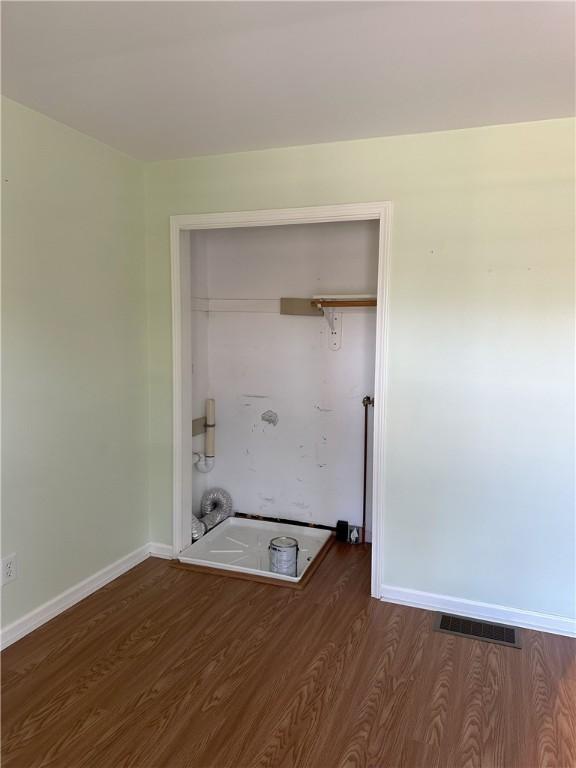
[186,220,379,533]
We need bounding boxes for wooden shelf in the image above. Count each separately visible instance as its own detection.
[281,295,377,316]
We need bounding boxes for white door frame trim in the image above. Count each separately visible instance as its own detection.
[170,202,393,598]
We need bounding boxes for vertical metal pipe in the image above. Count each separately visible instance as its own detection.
[362,395,374,545]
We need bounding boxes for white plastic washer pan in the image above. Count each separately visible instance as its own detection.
[178,517,332,582]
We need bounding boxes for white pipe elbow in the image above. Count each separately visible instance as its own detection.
[194,453,215,473]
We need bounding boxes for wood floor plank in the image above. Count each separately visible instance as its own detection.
[400,738,440,768]
[2,545,575,768]
[440,639,485,768]
[408,631,456,750]
[525,629,567,768]
[479,643,509,768]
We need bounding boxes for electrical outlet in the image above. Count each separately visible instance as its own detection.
[2,553,17,585]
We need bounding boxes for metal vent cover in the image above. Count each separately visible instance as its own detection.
[434,613,521,648]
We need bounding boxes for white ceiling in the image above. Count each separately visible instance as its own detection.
[2,1,574,161]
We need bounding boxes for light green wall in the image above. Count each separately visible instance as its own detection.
[145,118,575,618]
[2,98,149,625]
[2,100,573,626]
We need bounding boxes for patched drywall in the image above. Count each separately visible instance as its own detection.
[186,221,378,530]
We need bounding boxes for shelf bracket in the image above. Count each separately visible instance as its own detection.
[192,416,206,436]
[280,295,376,351]
[323,306,336,333]
[324,308,342,350]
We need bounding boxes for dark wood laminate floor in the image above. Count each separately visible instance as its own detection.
[2,545,575,768]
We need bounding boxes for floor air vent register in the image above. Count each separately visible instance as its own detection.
[434,613,521,648]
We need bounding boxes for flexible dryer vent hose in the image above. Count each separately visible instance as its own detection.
[201,488,233,531]
[191,488,234,541]
[190,513,206,541]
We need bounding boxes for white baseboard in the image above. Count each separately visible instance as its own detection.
[148,542,174,559]
[1,542,174,650]
[380,584,576,638]
[4,553,573,650]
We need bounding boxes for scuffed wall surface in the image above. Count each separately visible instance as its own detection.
[187,221,378,529]
[206,311,376,529]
